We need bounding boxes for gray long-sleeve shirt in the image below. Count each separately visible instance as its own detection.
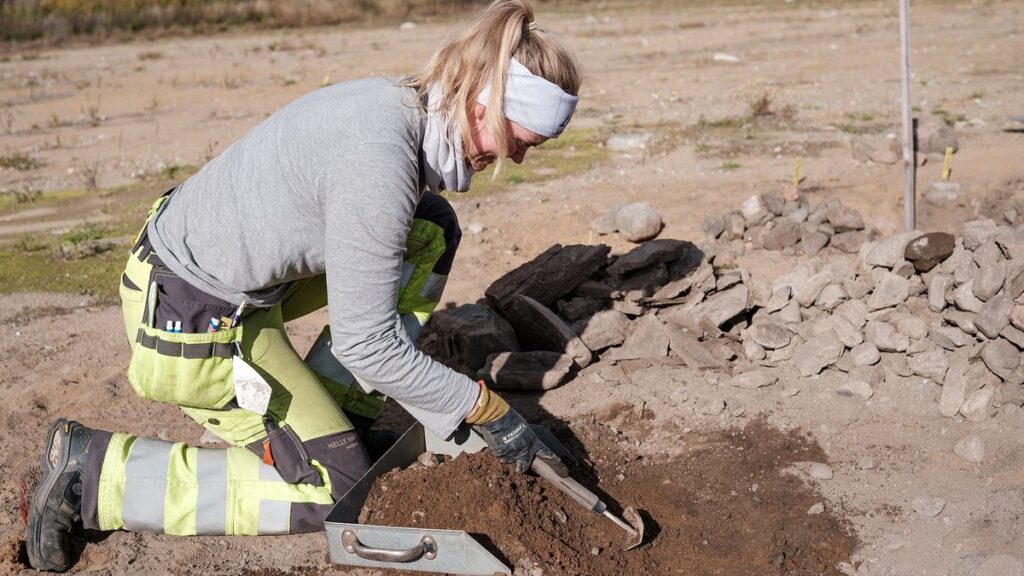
[147,77,478,438]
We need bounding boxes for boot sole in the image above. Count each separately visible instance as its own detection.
[26,418,74,572]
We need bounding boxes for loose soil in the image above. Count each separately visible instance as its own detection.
[359,419,857,576]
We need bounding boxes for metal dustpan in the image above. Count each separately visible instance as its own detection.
[324,423,511,575]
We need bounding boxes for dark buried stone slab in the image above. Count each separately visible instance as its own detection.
[506,294,593,368]
[478,351,575,391]
[485,243,611,312]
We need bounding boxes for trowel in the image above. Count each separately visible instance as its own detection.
[532,457,646,550]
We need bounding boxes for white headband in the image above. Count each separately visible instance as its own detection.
[476,58,579,138]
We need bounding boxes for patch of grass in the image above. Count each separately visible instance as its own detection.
[932,109,966,127]
[721,161,742,171]
[450,126,607,199]
[0,188,88,215]
[60,222,107,245]
[0,152,42,171]
[137,50,163,60]
[0,245,124,301]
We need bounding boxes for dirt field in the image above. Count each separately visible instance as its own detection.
[1,1,1023,575]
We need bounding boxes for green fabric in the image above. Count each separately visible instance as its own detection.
[400,219,447,319]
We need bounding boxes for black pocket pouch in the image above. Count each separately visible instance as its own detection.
[152,271,238,333]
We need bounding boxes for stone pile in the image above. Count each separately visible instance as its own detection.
[701,189,873,256]
[425,198,1024,422]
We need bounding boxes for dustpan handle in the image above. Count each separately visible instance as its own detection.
[341,530,437,563]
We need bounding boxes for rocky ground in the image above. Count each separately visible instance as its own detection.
[1,1,1023,575]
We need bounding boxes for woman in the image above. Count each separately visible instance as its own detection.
[26,0,580,571]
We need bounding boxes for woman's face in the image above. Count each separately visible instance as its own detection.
[466,102,548,171]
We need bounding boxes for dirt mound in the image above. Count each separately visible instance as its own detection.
[359,419,858,576]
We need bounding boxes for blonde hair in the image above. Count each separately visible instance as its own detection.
[405,0,580,173]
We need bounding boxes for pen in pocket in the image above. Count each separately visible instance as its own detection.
[207,317,220,333]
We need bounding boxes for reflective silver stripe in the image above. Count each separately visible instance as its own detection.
[122,438,172,532]
[258,461,287,483]
[401,313,424,343]
[399,262,416,289]
[258,499,291,534]
[195,450,228,535]
[420,273,448,302]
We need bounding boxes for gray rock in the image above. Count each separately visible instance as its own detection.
[761,192,785,216]
[868,272,911,311]
[725,212,746,240]
[866,321,910,352]
[763,219,802,251]
[573,309,630,352]
[698,398,726,416]
[892,260,917,279]
[729,370,778,390]
[743,338,767,361]
[975,295,1013,339]
[973,240,1005,268]
[954,282,985,313]
[778,301,803,324]
[907,348,949,382]
[844,277,872,300]
[610,314,669,361]
[795,272,833,307]
[981,338,1021,381]
[1003,261,1024,300]
[715,269,743,291]
[815,315,864,348]
[973,262,1006,302]
[929,273,953,312]
[835,299,869,329]
[787,206,809,224]
[960,387,995,421]
[894,315,929,340]
[815,283,848,311]
[961,219,999,251]
[862,231,921,268]
[808,463,834,480]
[807,502,825,515]
[944,309,979,334]
[904,232,956,272]
[665,326,729,370]
[1012,304,1024,331]
[907,338,934,355]
[999,325,1024,349]
[953,435,985,462]
[830,231,870,253]
[691,284,749,327]
[702,214,726,239]
[765,285,792,313]
[615,202,663,242]
[608,239,692,278]
[910,496,946,518]
[940,349,970,417]
[750,322,791,350]
[850,342,881,366]
[740,194,768,221]
[836,379,874,399]
[930,326,973,350]
[924,181,963,205]
[593,204,624,234]
[826,204,865,232]
[797,231,831,256]
[479,351,575,391]
[793,330,845,376]
[915,114,959,154]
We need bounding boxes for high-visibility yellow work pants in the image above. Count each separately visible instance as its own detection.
[80,191,462,536]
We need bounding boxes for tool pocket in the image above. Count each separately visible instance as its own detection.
[251,424,324,487]
[126,272,243,409]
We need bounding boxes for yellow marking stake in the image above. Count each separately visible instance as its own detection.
[793,157,802,187]
[942,146,954,182]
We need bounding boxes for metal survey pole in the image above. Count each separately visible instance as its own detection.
[900,0,915,231]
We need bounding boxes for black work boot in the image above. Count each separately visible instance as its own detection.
[26,418,95,572]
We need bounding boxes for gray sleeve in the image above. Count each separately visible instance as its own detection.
[318,142,479,438]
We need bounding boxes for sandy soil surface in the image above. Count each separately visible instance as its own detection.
[1,1,1023,575]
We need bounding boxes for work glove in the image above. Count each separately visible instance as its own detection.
[466,381,565,474]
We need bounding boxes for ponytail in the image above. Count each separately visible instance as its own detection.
[405,0,580,172]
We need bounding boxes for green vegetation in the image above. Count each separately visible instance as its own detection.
[720,161,742,171]
[0,244,125,301]
[0,152,42,171]
[449,125,607,199]
[931,109,966,127]
[0,0,489,43]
